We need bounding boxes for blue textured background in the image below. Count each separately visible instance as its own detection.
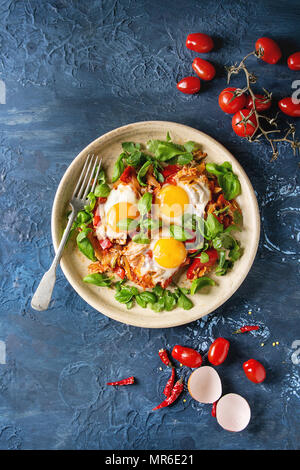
[0,0,299,450]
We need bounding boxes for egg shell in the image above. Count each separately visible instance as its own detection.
[187,366,222,404]
[216,393,251,432]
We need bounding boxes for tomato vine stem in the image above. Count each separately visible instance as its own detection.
[225,50,300,161]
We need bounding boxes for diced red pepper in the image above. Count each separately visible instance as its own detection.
[185,235,196,244]
[120,166,136,183]
[162,165,181,178]
[114,267,126,279]
[93,214,101,227]
[187,248,218,280]
[98,197,107,204]
[162,165,181,185]
[217,194,227,206]
[99,238,113,250]
[213,213,222,223]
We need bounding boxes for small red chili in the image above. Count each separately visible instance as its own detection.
[152,378,184,410]
[114,267,126,279]
[163,368,175,398]
[99,238,113,250]
[107,376,135,386]
[158,348,172,367]
[211,401,218,418]
[233,325,260,334]
[172,345,202,368]
[120,166,136,183]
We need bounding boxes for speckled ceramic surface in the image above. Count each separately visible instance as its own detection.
[51,121,260,327]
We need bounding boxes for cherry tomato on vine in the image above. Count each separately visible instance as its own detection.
[278,97,300,117]
[218,87,247,114]
[232,109,258,137]
[192,58,216,81]
[186,33,214,53]
[172,345,203,368]
[208,338,230,366]
[243,359,266,383]
[177,76,201,94]
[255,37,282,64]
[287,52,300,71]
[246,94,272,112]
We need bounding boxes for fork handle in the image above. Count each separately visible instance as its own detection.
[31,208,77,311]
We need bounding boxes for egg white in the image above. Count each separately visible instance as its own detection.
[95,183,139,244]
[137,228,186,283]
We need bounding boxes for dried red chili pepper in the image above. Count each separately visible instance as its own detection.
[211,401,217,418]
[158,348,172,367]
[107,376,135,386]
[152,378,184,411]
[163,367,175,397]
[233,325,260,334]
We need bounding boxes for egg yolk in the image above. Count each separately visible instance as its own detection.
[153,238,187,269]
[106,202,139,233]
[156,185,189,219]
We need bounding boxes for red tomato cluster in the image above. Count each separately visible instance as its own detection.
[169,338,266,385]
[177,33,215,94]
[217,37,300,139]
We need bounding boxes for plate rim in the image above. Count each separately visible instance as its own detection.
[51,120,260,328]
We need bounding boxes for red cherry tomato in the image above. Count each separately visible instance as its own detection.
[246,94,272,112]
[177,76,201,94]
[172,345,203,368]
[186,248,218,280]
[218,87,247,114]
[208,338,230,366]
[186,33,214,53]
[120,166,135,183]
[232,109,258,137]
[278,97,300,117]
[243,359,266,383]
[192,58,216,81]
[288,52,300,71]
[255,37,282,64]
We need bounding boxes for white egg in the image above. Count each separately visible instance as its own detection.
[216,393,251,432]
[188,366,222,404]
[95,183,140,244]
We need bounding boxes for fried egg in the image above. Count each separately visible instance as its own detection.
[155,177,211,225]
[95,183,140,244]
[124,228,187,285]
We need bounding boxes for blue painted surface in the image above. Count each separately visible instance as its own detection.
[0,0,299,450]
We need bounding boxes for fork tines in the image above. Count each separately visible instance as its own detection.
[72,154,102,201]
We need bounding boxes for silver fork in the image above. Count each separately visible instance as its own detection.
[31,154,102,311]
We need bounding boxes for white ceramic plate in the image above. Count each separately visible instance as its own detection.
[51,121,260,328]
